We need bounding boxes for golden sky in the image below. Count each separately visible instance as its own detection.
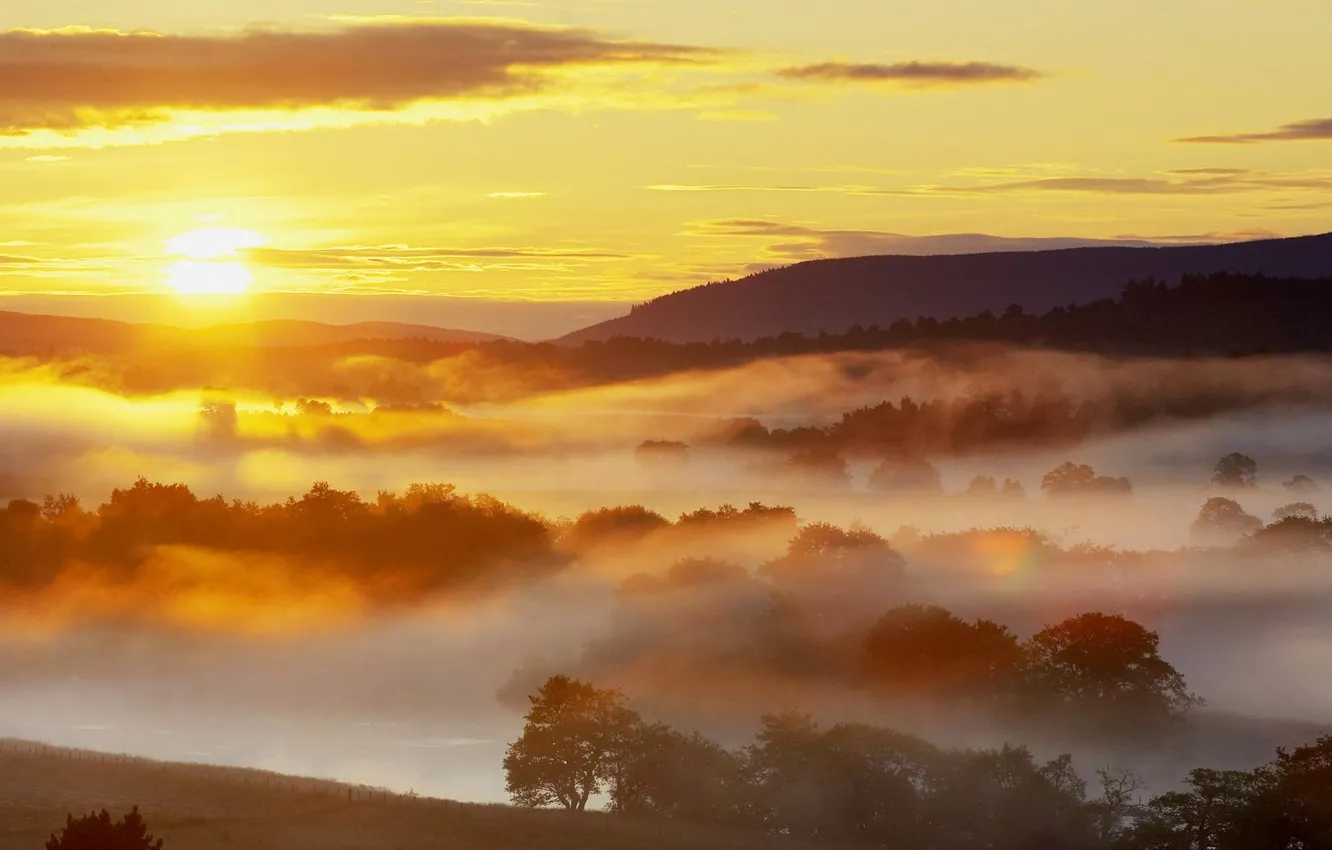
[2,0,1330,321]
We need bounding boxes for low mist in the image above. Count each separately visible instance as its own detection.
[1,343,1331,802]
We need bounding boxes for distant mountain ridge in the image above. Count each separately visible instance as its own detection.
[0,311,506,355]
[561,233,1332,344]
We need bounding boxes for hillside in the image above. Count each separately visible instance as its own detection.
[0,740,759,850]
[561,232,1332,344]
[0,312,506,356]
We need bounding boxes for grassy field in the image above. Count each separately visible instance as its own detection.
[0,740,791,850]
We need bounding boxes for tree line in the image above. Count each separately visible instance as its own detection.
[295,272,1332,373]
[0,478,802,604]
[505,674,1332,849]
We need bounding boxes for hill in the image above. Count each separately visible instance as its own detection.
[561,232,1332,344]
[1,709,1326,850]
[0,312,506,355]
[0,740,765,850]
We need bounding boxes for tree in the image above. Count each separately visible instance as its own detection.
[742,713,938,843]
[196,399,238,443]
[1212,453,1258,488]
[1283,474,1320,495]
[1191,497,1263,544]
[868,457,942,493]
[1266,733,1332,848]
[760,523,907,621]
[1041,462,1132,497]
[1125,768,1270,850]
[47,807,163,850]
[1274,502,1319,522]
[966,476,999,497]
[784,449,851,489]
[503,675,640,811]
[1001,478,1026,499]
[1090,768,1145,845]
[562,506,670,552]
[861,605,1022,700]
[609,723,743,823]
[925,745,1095,850]
[1023,613,1200,733]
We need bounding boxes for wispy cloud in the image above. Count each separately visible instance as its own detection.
[973,172,1332,195]
[1177,117,1332,144]
[688,219,1190,264]
[778,61,1042,87]
[0,19,722,144]
[249,244,630,275]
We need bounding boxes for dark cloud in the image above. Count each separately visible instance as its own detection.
[778,61,1042,87]
[1177,117,1332,144]
[0,20,719,134]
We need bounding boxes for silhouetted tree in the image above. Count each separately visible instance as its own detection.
[503,675,640,811]
[1041,462,1132,497]
[861,604,1022,700]
[761,524,907,618]
[966,476,998,497]
[868,456,943,493]
[1283,474,1320,494]
[609,723,744,823]
[196,399,238,443]
[562,506,670,553]
[1124,768,1270,850]
[1244,515,1332,554]
[46,807,163,850]
[1192,497,1263,544]
[1274,502,1319,522]
[1001,478,1026,499]
[1212,453,1258,488]
[1023,613,1200,734]
[784,449,851,489]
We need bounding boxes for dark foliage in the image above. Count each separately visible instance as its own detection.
[47,807,163,850]
[505,677,1332,850]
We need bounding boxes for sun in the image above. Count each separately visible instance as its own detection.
[163,227,267,295]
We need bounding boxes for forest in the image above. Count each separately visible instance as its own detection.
[503,672,1332,850]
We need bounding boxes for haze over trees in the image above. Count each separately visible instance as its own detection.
[1192,497,1264,544]
[1212,452,1259,488]
[501,674,1329,850]
[1040,462,1133,497]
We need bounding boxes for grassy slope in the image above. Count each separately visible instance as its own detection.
[0,741,777,850]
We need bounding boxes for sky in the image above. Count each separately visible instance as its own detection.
[2,0,1331,335]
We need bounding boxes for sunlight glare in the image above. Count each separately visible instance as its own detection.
[167,227,266,260]
[164,226,266,295]
[165,260,254,295]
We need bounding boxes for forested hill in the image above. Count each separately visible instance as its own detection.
[561,232,1332,344]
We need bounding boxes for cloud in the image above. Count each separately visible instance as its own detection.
[648,168,1332,199]
[690,219,1190,262]
[240,244,633,282]
[1177,117,1332,144]
[251,245,629,271]
[778,61,1042,87]
[0,19,721,141]
[966,171,1332,196]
